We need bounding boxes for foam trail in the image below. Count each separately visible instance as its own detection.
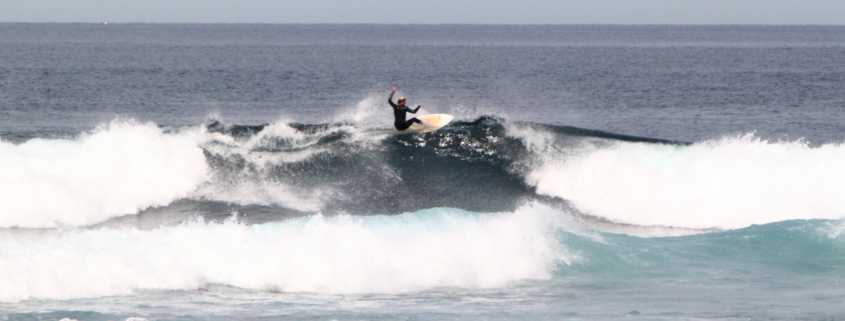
[197,119,386,212]
[197,120,326,211]
[0,121,209,228]
[0,206,570,302]
[526,134,845,230]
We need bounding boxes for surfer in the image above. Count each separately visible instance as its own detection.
[388,87,424,131]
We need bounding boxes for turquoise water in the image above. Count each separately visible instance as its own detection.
[2,24,845,320]
[3,208,844,320]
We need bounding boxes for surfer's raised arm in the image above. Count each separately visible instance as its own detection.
[388,87,399,107]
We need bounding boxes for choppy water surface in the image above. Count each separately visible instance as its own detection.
[2,24,845,320]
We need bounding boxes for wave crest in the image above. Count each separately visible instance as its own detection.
[0,120,209,228]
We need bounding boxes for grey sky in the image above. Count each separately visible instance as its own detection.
[2,0,844,24]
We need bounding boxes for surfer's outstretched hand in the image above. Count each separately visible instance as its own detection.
[391,87,397,93]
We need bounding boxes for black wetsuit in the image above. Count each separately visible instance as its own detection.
[388,92,423,131]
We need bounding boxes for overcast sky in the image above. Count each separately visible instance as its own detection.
[1,0,844,24]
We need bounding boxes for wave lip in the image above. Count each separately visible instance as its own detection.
[0,121,209,228]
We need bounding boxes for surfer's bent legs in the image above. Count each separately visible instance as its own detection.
[395,118,423,131]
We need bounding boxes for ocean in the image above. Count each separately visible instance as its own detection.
[1,24,845,320]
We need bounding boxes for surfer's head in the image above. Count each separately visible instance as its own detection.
[398,97,406,105]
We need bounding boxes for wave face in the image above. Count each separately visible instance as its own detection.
[199,118,845,231]
[3,116,845,230]
[3,116,845,305]
[198,117,536,216]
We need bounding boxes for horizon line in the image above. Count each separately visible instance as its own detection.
[2,22,845,26]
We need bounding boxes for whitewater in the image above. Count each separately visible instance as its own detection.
[3,116,845,230]
[3,24,845,320]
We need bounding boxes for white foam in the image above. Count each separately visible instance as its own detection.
[0,121,210,228]
[823,218,845,239]
[196,119,385,212]
[525,133,845,230]
[0,206,571,302]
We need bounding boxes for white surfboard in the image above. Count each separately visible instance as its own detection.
[407,114,454,132]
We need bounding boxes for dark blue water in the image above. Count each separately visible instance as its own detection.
[2,24,845,321]
[2,24,845,143]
